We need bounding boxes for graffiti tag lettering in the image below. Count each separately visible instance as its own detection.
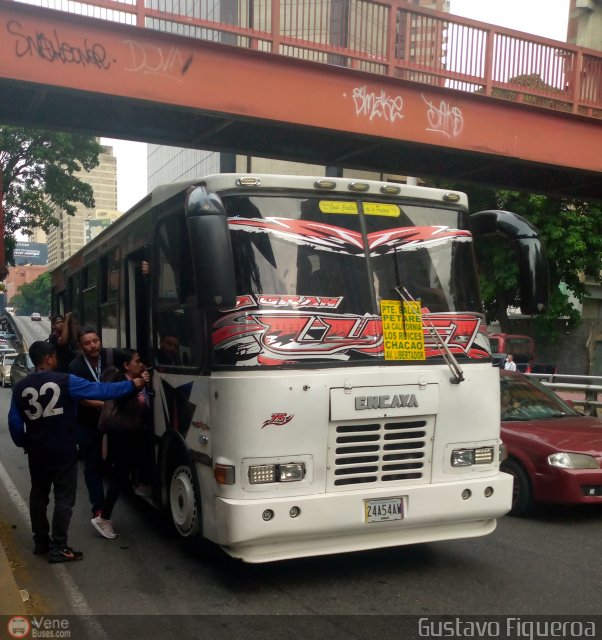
[422,94,463,138]
[7,20,111,70]
[124,39,192,79]
[352,85,404,123]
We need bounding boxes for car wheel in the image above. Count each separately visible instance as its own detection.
[169,464,201,538]
[501,458,533,516]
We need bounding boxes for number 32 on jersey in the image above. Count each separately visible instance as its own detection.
[21,383,65,419]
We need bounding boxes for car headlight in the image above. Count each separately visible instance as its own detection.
[547,452,599,469]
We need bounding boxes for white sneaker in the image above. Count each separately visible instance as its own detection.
[91,516,118,539]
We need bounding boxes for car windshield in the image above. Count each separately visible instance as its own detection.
[500,374,581,421]
[4,356,15,365]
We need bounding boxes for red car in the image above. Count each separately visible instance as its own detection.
[500,370,602,515]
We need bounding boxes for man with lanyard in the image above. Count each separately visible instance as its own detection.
[8,341,145,562]
[69,327,114,519]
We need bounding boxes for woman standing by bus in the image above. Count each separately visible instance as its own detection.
[91,348,152,539]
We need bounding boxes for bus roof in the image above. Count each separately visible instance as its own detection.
[199,174,468,208]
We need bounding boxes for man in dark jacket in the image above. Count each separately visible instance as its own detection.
[8,341,146,563]
[68,327,114,518]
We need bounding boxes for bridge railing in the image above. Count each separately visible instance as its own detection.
[13,0,602,118]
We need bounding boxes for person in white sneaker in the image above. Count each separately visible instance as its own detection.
[92,348,152,540]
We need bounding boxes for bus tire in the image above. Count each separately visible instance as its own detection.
[169,464,201,537]
[501,458,532,517]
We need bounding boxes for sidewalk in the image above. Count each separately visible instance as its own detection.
[0,537,27,615]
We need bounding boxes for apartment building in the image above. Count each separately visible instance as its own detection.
[47,143,119,270]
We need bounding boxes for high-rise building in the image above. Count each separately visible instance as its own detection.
[47,142,119,270]
[567,0,602,50]
[24,227,47,244]
[147,0,449,190]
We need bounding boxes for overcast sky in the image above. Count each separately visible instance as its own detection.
[102,0,571,212]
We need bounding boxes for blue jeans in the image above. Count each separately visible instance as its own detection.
[76,425,104,515]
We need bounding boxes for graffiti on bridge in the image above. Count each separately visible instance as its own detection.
[351,85,405,123]
[7,19,112,70]
[422,94,464,138]
[123,40,193,79]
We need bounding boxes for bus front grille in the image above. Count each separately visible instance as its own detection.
[328,419,434,489]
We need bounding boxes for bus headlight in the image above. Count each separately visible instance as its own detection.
[278,463,305,482]
[451,447,495,467]
[248,463,306,484]
[248,465,276,484]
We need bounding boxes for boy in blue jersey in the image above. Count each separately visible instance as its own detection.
[8,341,146,563]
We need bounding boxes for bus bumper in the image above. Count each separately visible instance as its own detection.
[213,473,513,562]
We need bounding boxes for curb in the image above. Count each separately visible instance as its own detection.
[0,540,27,615]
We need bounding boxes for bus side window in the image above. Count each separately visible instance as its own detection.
[154,215,204,369]
[155,324,183,366]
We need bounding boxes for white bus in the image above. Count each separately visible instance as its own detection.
[51,174,548,562]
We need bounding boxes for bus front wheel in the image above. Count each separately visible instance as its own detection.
[169,464,201,537]
[501,458,532,517]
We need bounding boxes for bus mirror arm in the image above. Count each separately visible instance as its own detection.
[471,210,549,315]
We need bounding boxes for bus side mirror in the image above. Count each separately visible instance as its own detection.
[471,209,549,315]
[514,235,549,315]
[185,186,237,310]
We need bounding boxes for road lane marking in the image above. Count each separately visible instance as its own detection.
[0,460,110,640]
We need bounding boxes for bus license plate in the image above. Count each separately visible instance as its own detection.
[364,497,404,523]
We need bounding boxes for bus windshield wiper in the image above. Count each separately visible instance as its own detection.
[393,285,465,385]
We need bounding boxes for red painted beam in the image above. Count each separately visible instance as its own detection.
[0,0,600,175]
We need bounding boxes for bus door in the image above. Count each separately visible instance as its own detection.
[124,248,151,364]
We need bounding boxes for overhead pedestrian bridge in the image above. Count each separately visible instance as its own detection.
[0,0,600,198]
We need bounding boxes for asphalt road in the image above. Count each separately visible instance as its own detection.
[2,315,601,639]
[0,377,601,637]
[10,314,51,350]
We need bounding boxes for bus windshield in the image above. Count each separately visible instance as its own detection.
[213,193,484,367]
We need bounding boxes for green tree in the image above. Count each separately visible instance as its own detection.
[436,182,602,342]
[0,126,101,276]
[10,272,51,316]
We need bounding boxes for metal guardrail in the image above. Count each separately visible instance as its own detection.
[1,312,26,352]
[527,373,601,416]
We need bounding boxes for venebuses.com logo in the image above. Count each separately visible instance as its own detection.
[7,616,71,639]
